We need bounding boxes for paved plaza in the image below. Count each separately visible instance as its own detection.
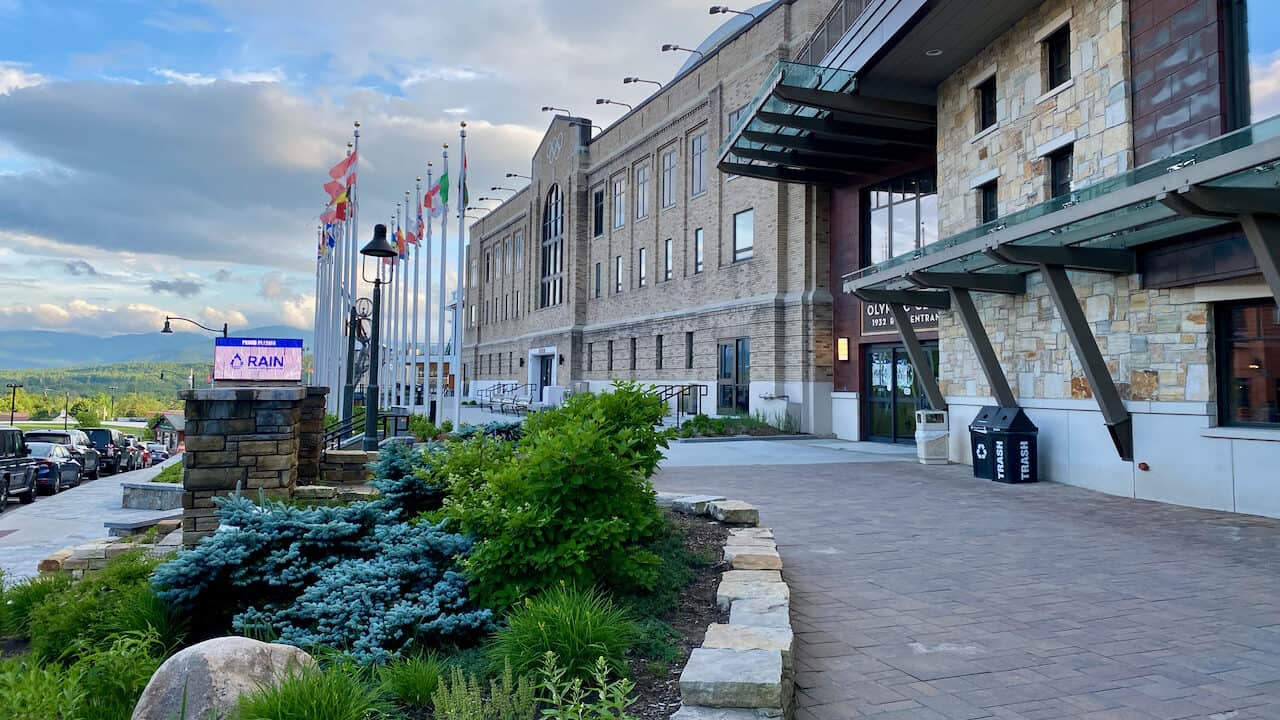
[656,441,1280,719]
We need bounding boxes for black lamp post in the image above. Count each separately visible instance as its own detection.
[107,385,119,422]
[343,298,373,422]
[5,383,21,426]
[63,391,69,430]
[162,316,229,338]
[360,224,397,450]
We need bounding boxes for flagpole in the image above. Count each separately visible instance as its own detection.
[422,164,434,420]
[453,122,467,426]
[401,190,412,409]
[313,225,324,390]
[348,123,360,418]
[435,147,449,419]
[390,206,401,407]
[411,179,422,412]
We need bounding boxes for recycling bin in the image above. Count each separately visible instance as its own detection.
[989,407,1039,484]
[914,410,950,465]
[968,406,999,480]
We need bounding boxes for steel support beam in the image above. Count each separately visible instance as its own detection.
[755,110,935,148]
[730,146,895,173]
[772,85,937,126]
[988,245,1136,273]
[855,288,951,309]
[1159,185,1280,309]
[741,130,906,161]
[717,161,855,186]
[888,304,946,411]
[1039,264,1133,461]
[1239,214,1280,310]
[950,288,1018,409]
[909,271,1026,294]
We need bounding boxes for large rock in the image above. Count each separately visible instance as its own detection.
[672,706,781,720]
[725,546,782,571]
[729,597,791,628]
[679,648,784,708]
[703,624,795,672]
[672,494,728,515]
[131,637,315,720]
[709,500,759,525]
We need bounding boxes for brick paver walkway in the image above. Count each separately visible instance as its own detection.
[654,459,1280,719]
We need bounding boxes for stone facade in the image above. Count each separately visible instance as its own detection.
[463,0,837,432]
[935,0,1132,236]
[179,387,326,548]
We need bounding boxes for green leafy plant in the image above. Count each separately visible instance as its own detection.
[409,415,440,442]
[431,662,537,720]
[489,584,636,680]
[71,630,167,720]
[153,461,184,484]
[378,653,444,709]
[0,656,86,720]
[614,516,696,618]
[1,573,74,639]
[234,663,391,720]
[537,653,638,720]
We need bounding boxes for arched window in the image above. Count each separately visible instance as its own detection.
[539,184,564,308]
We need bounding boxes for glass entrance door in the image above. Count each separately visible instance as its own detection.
[864,344,938,443]
[717,338,750,415]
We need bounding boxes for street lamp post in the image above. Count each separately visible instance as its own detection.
[107,385,119,423]
[344,299,373,421]
[360,224,398,450]
[161,316,229,338]
[63,392,69,430]
[596,98,634,111]
[5,383,21,426]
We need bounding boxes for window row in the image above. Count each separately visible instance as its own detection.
[590,210,752,297]
[482,232,525,284]
[971,21,1072,136]
[591,131,711,237]
[478,289,524,326]
[586,332,697,372]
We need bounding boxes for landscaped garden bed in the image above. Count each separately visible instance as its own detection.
[677,413,803,439]
[0,382,732,720]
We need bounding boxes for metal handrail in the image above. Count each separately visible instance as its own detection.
[323,412,394,450]
[648,384,709,427]
[793,0,873,67]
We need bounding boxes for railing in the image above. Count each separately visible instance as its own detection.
[793,0,874,67]
[323,412,395,450]
[476,382,518,406]
[648,384,710,427]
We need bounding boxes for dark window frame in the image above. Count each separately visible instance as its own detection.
[539,184,565,308]
[592,189,605,237]
[976,75,997,131]
[656,334,664,370]
[1044,24,1071,90]
[594,261,601,298]
[733,209,754,262]
[1216,299,1280,428]
[1048,145,1074,200]
[685,331,694,369]
[859,169,939,268]
[630,337,638,371]
[661,147,678,207]
[979,181,999,225]
[607,340,614,372]
[690,132,708,197]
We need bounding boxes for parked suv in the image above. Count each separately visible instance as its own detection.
[21,429,100,479]
[0,425,36,507]
[82,427,129,474]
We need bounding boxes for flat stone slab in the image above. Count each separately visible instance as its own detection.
[703,624,795,671]
[717,580,790,611]
[725,547,782,570]
[672,494,727,515]
[293,486,338,500]
[680,648,783,709]
[709,499,759,525]
[729,597,791,628]
[656,491,683,508]
[722,570,781,583]
[729,527,773,540]
[671,706,782,720]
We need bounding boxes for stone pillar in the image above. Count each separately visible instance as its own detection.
[297,387,328,487]
[180,387,317,549]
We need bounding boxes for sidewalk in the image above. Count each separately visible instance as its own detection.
[0,456,182,582]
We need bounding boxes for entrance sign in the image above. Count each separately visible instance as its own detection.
[214,338,304,382]
[861,302,938,335]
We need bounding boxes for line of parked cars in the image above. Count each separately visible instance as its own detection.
[0,425,169,510]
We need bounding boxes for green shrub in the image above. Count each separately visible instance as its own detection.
[71,630,166,720]
[234,663,391,720]
[1,573,73,639]
[489,585,635,680]
[431,662,537,720]
[629,618,680,666]
[28,550,179,664]
[152,461,183,484]
[409,414,439,442]
[614,516,696,619]
[537,653,638,720]
[0,657,85,720]
[442,384,669,610]
[378,653,444,709]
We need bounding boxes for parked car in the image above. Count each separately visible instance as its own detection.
[82,427,129,474]
[21,429,100,479]
[26,442,82,494]
[146,443,170,462]
[0,425,36,507]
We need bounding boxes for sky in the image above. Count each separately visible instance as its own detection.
[0,2,1278,337]
[0,0,732,336]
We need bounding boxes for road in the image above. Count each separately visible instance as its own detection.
[0,456,182,582]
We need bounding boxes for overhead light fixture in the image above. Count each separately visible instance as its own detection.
[925,49,944,57]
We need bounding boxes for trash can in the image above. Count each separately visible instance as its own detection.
[968,406,999,480]
[914,410,949,465]
[989,408,1039,484]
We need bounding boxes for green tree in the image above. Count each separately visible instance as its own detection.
[74,409,101,428]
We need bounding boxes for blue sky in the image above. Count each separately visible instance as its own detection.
[0,1,1277,336]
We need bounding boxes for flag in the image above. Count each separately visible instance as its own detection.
[415,208,424,243]
[324,223,337,248]
[323,180,343,201]
[405,229,418,246]
[328,188,349,207]
[328,152,357,180]
[396,227,407,258]
[320,208,339,224]
[424,181,444,217]
[461,153,469,206]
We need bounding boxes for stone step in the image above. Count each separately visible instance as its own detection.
[730,527,774,541]
[723,570,781,583]
[729,597,791,628]
[725,546,782,571]
[703,624,795,672]
[709,499,759,525]
[717,578,789,612]
[671,706,781,720]
[679,648,784,709]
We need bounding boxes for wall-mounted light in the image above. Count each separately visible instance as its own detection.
[558,354,565,365]
[519,357,525,367]
[837,337,850,362]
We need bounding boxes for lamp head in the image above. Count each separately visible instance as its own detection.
[541,106,553,112]
[623,76,636,83]
[661,44,677,51]
[595,98,607,104]
[360,224,397,258]
[710,5,727,13]
[161,319,173,334]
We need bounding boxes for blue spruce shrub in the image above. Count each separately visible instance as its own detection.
[371,441,449,517]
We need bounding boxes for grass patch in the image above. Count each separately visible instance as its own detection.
[151,461,183,484]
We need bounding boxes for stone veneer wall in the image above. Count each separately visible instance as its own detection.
[297,387,326,486]
[938,271,1211,403]
[180,387,326,548]
[935,0,1132,236]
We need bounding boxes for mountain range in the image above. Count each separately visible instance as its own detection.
[0,327,315,370]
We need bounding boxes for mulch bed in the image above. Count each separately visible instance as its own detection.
[627,510,729,720]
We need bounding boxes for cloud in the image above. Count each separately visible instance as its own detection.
[0,62,45,95]
[1252,51,1280,123]
[149,278,204,297]
[152,67,216,85]
[279,294,316,329]
[402,66,485,86]
[442,107,468,116]
[201,307,249,328]
[212,269,234,282]
[64,259,98,276]
[151,67,285,86]
[143,9,221,34]
[258,272,286,299]
[0,299,169,333]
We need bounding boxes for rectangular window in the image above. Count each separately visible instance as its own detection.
[630,337,637,371]
[592,189,605,237]
[863,170,939,267]
[979,181,999,224]
[727,104,748,135]
[614,255,623,293]
[1049,145,1073,199]
[685,331,694,369]
[976,75,997,131]
[1045,24,1071,90]
[587,342,593,371]
[607,340,614,371]
[470,304,476,326]
[690,132,707,196]
[638,247,647,287]
[656,334,664,370]
[485,251,491,283]
[1218,300,1280,427]
[635,163,650,219]
[663,238,673,281]
[694,228,704,273]
[504,238,512,274]
[514,232,523,271]
[594,262,602,298]
[612,177,626,228]
[514,289,520,317]
[733,209,754,262]
[661,148,677,208]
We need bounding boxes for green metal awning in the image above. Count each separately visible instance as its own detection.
[717,61,935,184]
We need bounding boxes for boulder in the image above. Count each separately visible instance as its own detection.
[703,624,795,672]
[672,706,781,720]
[717,580,789,612]
[131,637,315,720]
[679,648,784,708]
[725,546,782,571]
[672,494,728,515]
[729,597,791,628]
[709,500,759,526]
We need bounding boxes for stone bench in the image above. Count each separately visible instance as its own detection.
[122,481,185,510]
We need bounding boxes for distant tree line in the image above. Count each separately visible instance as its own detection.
[0,361,201,419]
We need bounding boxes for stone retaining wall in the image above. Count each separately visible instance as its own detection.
[659,493,795,720]
[40,519,182,579]
[318,449,377,486]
